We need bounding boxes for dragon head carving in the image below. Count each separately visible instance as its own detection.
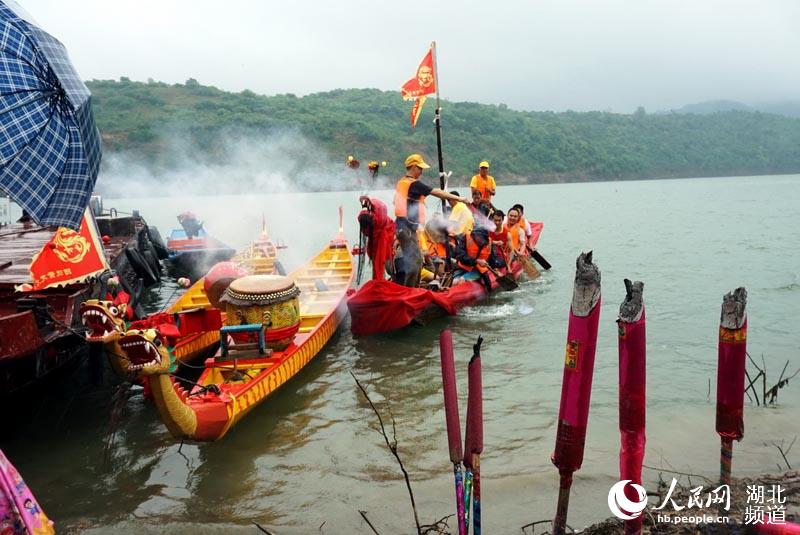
[79,299,128,342]
[119,328,174,376]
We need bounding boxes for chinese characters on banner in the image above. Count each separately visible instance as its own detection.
[27,208,109,290]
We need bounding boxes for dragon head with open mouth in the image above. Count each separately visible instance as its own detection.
[119,328,173,375]
[79,300,128,342]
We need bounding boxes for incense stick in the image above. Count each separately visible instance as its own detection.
[440,329,467,535]
[551,252,602,535]
[618,279,646,535]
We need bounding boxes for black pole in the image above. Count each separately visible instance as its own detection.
[435,107,446,213]
[434,107,453,270]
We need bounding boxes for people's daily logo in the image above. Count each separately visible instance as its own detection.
[608,480,648,520]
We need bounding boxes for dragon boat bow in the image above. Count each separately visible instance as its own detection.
[82,225,286,376]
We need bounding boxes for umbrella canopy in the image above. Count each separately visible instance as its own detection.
[0,1,101,230]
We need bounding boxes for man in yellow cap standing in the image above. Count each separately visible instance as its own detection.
[394,154,467,287]
[470,161,496,203]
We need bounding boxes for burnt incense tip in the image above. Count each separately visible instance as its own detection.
[572,251,601,317]
[720,287,747,329]
[473,335,483,357]
[618,279,644,323]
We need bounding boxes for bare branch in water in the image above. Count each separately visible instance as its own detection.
[351,371,422,534]
[420,514,454,534]
[359,510,381,535]
[771,436,796,470]
[765,361,800,405]
[521,519,575,534]
[746,353,799,406]
[252,521,274,535]
[745,369,761,406]
[642,463,713,484]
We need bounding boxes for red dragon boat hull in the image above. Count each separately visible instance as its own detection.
[347,221,542,336]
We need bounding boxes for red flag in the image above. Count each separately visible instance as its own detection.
[28,208,109,290]
[402,46,437,128]
[409,96,427,128]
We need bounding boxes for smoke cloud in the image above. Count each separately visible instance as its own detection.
[96,128,383,198]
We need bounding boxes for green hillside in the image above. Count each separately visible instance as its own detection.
[87,78,800,187]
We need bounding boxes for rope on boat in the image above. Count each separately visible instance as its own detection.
[171,374,221,396]
[356,227,366,285]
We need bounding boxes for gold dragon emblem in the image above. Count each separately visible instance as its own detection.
[52,228,90,263]
[417,65,434,89]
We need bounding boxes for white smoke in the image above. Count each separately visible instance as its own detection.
[96,128,370,198]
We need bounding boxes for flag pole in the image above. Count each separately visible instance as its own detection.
[430,41,453,269]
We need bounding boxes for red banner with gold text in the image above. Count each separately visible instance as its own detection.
[28,208,109,290]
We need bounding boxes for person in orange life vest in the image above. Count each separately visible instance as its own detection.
[454,227,493,292]
[421,218,450,282]
[488,210,511,269]
[509,203,533,240]
[470,161,496,202]
[394,154,467,287]
[505,207,528,263]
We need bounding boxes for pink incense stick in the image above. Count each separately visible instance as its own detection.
[464,336,484,535]
[716,287,747,485]
[552,252,602,535]
[618,279,646,535]
[440,329,466,535]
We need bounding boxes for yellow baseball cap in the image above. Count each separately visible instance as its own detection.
[479,161,490,168]
[405,154,430,169]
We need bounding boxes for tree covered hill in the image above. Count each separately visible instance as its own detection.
[87,78,800,186]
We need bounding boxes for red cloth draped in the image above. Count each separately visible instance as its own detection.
[361,198,395,281]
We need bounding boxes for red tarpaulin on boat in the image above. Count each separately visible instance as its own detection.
[348,278,487,335]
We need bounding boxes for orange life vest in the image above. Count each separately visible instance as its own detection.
[471,174,495,200]
[394,176,427,224]
[458,233,490,273]
[428,241,447,258]
[505,222,524,253]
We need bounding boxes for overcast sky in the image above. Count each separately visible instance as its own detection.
[18,0,800,113]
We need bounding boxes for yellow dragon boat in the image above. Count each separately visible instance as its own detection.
[118,232,352,440]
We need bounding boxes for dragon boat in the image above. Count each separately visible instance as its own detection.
[166,212,237,278]
[80,224,285,376]
[347,197,545,336]
[116,231,352,441]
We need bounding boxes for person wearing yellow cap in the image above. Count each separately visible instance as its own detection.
[470,160,496,202]
[394,154,468,287]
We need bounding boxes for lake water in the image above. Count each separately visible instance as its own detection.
[2,174,799,533]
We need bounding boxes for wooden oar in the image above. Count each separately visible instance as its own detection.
[464,336,484,535]
[527,246,552,270]
[716,287,747,486]
[517,254,540,279]
[485,265,518,291]
[440,329,467,535]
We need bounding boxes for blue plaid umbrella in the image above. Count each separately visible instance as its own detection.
[0,1,101,230]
